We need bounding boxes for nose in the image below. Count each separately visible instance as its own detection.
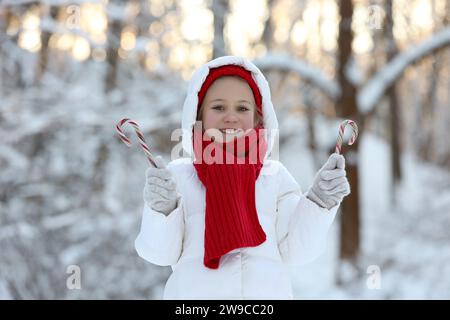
[223,111,239,124]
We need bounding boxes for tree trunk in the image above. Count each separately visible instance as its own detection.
[418,0,448,163]
[384,0,402,202]
[4,6,26,88]
[35,5,59,85]
[304,85,320,165]
[0,8,10,94]
[336,0,361,281]
[212,0,228,58]
[105,19,122,93]
[105,1,123,93]
[262,0,275,51]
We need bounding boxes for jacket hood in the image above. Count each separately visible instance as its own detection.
[181,55,279,160]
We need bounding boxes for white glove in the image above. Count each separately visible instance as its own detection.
[305,153,350,210]
[143,156,179,216]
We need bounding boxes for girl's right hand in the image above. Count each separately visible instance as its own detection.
[143,156,178,216]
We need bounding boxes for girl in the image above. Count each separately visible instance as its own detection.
[135,56,350,299]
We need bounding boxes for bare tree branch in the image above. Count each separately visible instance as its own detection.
[359,27,450,115]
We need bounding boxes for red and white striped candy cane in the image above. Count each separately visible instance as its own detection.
[335,119,358,154]
[116,118,157,167]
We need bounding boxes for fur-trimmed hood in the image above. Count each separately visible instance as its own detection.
[181,56,279,160]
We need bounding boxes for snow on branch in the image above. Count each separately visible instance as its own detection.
[0,144,29,169]
[38,17,101,48]
[0,0,39,5]
[358,27,450,115]
[253,53,340,101]
[0,0,102,6]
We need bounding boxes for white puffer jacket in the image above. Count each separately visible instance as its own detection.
[135,56,339,300]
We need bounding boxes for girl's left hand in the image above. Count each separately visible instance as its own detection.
[305,153,350,210]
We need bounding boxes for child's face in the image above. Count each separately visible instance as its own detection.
[199,76,256,143]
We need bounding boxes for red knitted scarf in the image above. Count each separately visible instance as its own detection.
[193,126,268,269]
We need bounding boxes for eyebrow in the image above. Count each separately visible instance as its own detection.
[209,99,252,104]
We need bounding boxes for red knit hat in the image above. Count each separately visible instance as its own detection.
[197,65,263,118]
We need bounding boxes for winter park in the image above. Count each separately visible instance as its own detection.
[1,0,450,300]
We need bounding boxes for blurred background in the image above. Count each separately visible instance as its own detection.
[0,0,449,299]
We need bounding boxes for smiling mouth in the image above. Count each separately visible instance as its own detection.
[220,128,244,134]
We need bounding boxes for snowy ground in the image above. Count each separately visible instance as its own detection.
[283,132,450,299]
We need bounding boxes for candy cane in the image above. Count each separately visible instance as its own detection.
[116,118,157,167]
[335,119,359,154]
